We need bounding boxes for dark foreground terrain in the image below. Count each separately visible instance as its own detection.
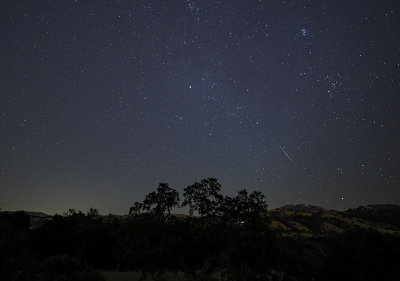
[1,180,400,281]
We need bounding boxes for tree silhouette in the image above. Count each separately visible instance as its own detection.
[142,183,180,219]
[223,189,268,228]
[182,178,224,217]
[87,207,100,218]
[129,202,144,216]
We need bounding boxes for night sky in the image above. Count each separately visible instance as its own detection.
[1,0,399,214]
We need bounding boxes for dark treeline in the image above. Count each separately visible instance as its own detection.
[1,178,400,281]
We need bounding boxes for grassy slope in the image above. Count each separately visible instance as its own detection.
[268,206,400,237]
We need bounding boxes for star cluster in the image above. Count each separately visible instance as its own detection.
[0,0,399,214]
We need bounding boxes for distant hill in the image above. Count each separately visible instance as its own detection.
[1,210,50,217]
[275,204,325,213]
[343,204,400,229]
[269,204,400,237]
[0,210,52,229]
[2,204,400,236]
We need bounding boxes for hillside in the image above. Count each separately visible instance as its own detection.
[3,204,399,237]
[2,204,400,281]
[269,204,400,237]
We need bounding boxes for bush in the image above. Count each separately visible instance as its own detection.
[38,255,105,281]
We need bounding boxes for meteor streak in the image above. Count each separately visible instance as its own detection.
[279,145,293,162]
